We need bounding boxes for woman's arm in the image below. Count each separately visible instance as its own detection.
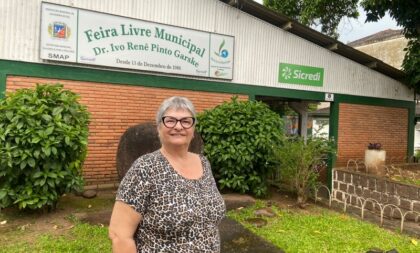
[109,200,142,253]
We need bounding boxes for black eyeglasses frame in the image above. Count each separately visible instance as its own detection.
[161,116,196,129]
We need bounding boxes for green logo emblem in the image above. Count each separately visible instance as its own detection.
[281,66,292,80]
[214,40,229,58]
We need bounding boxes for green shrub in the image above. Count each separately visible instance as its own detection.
[196,97,284,196]
[274,136,335,205]
[0,84,90,210]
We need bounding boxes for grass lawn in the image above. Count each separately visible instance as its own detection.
[0,223,110,253]
[0,191,114,253]
[228,201,419,253]
[1,190,418,252]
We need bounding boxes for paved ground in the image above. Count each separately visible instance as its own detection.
[219,217,285,253]
[79,211,284,253]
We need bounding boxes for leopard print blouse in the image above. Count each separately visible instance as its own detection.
[116,150,226,253]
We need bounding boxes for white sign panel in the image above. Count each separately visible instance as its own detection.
[40,4,78,62]
[209,34,234,79]
[325,93,334,101]
[40,3,234,79]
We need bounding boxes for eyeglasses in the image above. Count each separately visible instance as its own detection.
[161,116,195,129]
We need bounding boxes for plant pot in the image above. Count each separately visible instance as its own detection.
[364,149,386,175]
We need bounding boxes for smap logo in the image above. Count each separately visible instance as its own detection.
[48,22,71,39]
[48,53,70,60]
[214,39,228,58]
[281,66,292,80]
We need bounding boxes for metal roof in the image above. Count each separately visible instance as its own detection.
[220,0,406,82]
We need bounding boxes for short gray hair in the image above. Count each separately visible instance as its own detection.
[156,96,196,125]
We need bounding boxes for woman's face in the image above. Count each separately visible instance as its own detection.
[158,108,195,148]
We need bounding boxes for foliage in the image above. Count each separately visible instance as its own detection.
[367,142,382,150]
[196,97,284,197]
[402,39,420,91]
[228,201,419,253]
[414,150,420,159]
[391,175,420,187]
[263,0,359,38]
[0,84,90,210]
[274,136,335,205]
[361,0,420,92]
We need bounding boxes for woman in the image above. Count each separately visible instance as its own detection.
[109,96,226,253]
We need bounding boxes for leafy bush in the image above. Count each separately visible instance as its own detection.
[196,97,284,196]
[0,84,90,210]
[274,136,335,205]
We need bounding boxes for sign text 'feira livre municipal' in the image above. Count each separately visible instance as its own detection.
[40,3,234,79]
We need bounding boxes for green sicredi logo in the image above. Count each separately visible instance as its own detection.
[279,63,324,87]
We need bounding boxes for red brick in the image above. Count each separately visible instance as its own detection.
[336,103,408,167]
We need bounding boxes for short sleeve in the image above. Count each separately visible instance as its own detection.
[116,155,153,214]
[202,155,218,183]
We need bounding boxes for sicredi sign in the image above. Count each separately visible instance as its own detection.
[40,3,234,79]
[279,63,324,87]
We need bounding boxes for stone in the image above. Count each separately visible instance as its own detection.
[408,186,418,200]
[254,207,276,217]
[368,178,377,190]
[337,171,344,181]
[413,201,420,212]
[223,194,256,211]
[339,182,348,191]
[116,122,203,180]
[399,198,412,210]
[396,184,410,198]
[348,185,355,195]
[376,180,386,192]
[386,182,396,195]
[245,218,267,227]
[73,190,84,197]
[353,174,361,186]
[344,173,352,183]
[82,189,97,199]
[387,196,400,206]
[366,248,384,253]
[361,177,369,188]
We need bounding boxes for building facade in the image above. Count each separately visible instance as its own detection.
[0,0,415,188]
[348,29,407,70]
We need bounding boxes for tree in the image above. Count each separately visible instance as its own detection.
[361,0,420,91]
[274,136,335,206]
[263,0,359,38]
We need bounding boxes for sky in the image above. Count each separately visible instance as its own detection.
[337,6,400,44]
[253,0,401,44]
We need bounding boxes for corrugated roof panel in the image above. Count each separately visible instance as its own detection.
[0,0,413,101]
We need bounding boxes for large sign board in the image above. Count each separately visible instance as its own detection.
[40,2,234,79]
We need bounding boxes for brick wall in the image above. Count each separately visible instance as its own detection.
[333,168,420,216]
[336,103,408,166]
[6,76,248,186]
